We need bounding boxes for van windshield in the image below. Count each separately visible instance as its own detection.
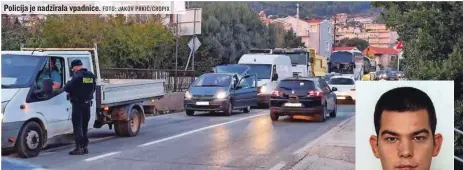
[242,64,272,80]
[2,55,44,88]
[215,65,248,75]
[285,53,308,65]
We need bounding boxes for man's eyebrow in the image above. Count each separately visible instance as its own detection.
[381,130,398,137]
[412,128,430,136]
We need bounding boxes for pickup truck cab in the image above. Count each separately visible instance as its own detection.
[184,73,257,116]
[1,47,165,158]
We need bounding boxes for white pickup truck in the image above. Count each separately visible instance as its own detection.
[1,46,165,158]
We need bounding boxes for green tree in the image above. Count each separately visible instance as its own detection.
[338,37,369,51]
[372,1,463,160]
[282,28,306,48]
[1,17,31,50]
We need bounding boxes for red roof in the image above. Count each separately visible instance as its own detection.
[307,19,321,23]
[366,46,398,55]
[334,46,357,51]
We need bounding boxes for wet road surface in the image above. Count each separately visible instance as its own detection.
[5,105,354,170]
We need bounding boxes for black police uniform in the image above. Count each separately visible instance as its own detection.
[64,59,96,155]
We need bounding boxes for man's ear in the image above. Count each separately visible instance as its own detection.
[432,133,443,157]
[370,135,380,158]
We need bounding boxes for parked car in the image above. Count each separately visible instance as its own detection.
[328,75,356,104]
[184,73,257,116]
[269,77,338,122]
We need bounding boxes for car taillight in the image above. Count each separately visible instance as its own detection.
[271,90,281,97]
[308,90,323,97]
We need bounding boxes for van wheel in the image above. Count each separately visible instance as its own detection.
[16,122,44,158]
[243,106,251,113]
[115,108,141,137]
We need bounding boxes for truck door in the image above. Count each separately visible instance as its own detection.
[67,56,97,130]
[30,56,72,136]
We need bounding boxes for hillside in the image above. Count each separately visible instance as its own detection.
[190,2,377,19]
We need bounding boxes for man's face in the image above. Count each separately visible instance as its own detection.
[369,109,443,170]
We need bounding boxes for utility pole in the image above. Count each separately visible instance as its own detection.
[174,13,179,92]
[296,3,299,36]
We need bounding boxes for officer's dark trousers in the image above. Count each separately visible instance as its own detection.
[71,102,91,147]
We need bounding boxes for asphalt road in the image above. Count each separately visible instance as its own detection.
[6,105,355,170]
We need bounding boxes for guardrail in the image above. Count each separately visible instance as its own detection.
[100,68,195,92]
[456,128,463,163]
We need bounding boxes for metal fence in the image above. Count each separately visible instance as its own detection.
[100,68,195,92]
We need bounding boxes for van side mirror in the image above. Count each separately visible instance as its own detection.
[33,79,53,99]
[272,73,278,81]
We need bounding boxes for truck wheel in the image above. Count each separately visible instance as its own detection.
[115,108,141,137]
[186,110,194,116]
[16,122,44,158]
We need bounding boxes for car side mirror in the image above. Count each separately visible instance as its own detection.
[272,73,278,81]
[332,87,338,91]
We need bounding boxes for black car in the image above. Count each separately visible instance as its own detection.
[184,73,258,116]
[269,77,338,122]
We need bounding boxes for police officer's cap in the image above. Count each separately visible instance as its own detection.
[71,59,83,68]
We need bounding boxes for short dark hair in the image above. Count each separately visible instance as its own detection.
[374,87,437,136]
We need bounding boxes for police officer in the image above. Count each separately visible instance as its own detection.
[64,59,96,155]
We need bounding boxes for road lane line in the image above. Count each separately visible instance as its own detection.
[138,113,267,147]
[268,161,286,170]
[292,116,354,156]
[84,152,120,162]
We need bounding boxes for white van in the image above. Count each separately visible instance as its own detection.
[238,54,292,107]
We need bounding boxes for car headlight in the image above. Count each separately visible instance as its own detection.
[260,86,267,93]
[216,91,228,99]
[185,91,192,99]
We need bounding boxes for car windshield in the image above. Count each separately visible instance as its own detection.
[192,74,232,87]
[215,65,248,75]
[2,54,44,88]
[329,78,355,85]
[285,53,308,65]
[278,80,316,90]
[242,64,272,80]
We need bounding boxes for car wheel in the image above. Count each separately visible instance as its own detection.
[186,110,194,116]
[243,106,251,113]
[270,112,279,121]
[330,103,337,118]
[320,104,327,122]
[224,102,233,116]
[16,121,44,158]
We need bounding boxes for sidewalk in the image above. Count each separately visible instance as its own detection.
[290,116,355,170]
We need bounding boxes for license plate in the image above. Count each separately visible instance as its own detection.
[293,115,312,120]
[285,103,302,107]
[337,96,346,99]
[196,101,210,106]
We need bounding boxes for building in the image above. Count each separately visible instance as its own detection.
[363,24,399,48]
[363,46,399,68]
[272,16,311,48]
[334,46,358,51]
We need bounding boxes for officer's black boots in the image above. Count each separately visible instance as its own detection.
[69,144,86,155]
[83,143,89,154]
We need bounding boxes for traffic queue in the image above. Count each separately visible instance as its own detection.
[183,48,358,122]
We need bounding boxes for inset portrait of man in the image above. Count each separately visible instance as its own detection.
[369,87,443,170]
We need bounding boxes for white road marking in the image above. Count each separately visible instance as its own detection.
[138,113,267,147]
[84,152,120,162]
[292,116,354,156]
[269,161,286,170]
